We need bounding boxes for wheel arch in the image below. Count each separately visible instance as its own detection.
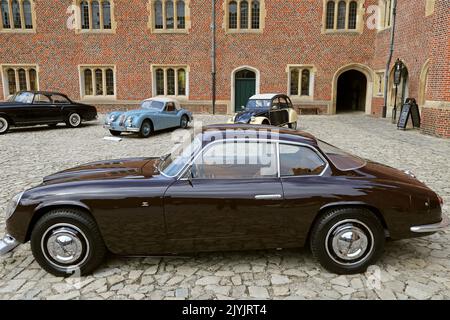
[25,202,100,243]
[306,202,389,244]
[250,116,270,125]
[0,112,14,125]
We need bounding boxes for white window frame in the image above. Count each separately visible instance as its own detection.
[223,0,265,33]
[0,0,36,33]
[79,65,116,100]
[151,65,189,98]
[322,0,364,34]
[148,0,190,34]
[1,64,39,98]
[286,65,316,100]
[73,0,116,33]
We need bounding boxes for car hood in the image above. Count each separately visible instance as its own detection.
[113,109,159,117]
[42,157,161,185]
[234,109,268,123]
[356,160,427,188]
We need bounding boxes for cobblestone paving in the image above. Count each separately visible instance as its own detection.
[0,113,449,300]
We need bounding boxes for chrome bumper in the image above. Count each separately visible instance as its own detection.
[0,234,19,255]
[104,124,140,133]
[410,214,450,233]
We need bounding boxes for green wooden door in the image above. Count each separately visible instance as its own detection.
[235,71,256,112]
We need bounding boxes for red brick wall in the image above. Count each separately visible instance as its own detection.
[371,97,384,117]
[421,107,450,138]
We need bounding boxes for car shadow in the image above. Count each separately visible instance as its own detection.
[6,122,100,134]
[108,126,187,140]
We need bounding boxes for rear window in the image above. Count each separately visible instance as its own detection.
[317,140,366,171]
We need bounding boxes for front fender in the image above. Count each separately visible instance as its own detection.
[249,116,270,125]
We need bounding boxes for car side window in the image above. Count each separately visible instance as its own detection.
[279,97,288,109]
[51,94,70,104]
[191,141,278,179]
[279,144,326,176]
[271,98,280,110]
[33,94,52,104]
[166,102,176,112]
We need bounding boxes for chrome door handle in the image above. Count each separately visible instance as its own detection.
[254,194,282,200]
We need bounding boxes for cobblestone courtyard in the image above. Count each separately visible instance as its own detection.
[0,113,449,300]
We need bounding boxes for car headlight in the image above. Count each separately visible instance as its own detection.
[125,116,133,127]
[5,192,23,220]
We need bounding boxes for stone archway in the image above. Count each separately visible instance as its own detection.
[331,63,374,115]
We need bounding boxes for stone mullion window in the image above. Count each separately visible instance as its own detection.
[288,67,314,98]
[151,0,187,33]
[324,0,361,32]
[225,0,263,32]
[153,66,188,97]
[76,0,114,32]
[80,66,115,98]
[1,65,38,96]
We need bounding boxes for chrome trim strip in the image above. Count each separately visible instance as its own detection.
[255,194,282,200]
[0,234,19,255]
[410,214,449,233]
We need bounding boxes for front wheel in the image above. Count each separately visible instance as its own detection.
[288,121,297,130]
[30,208,107,277]
[310,208,385,274]
[139,120,153,138]
[0,116,9,134]
[66,113,82,128]
[180,115,189,129]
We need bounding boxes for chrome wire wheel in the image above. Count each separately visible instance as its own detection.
[41,223,90,270]
[0,117,8,133]
[325,219,374,266]
[180,116,189,129]
[68,113,81,127]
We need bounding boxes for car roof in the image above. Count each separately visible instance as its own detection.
[143,97,179,103]
[16,90,67,96]
[249,93,285,100]
[201,124,318,146]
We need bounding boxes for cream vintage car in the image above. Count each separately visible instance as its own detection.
[228,94,298,129]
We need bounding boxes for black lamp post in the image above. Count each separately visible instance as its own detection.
[391,58,404,123]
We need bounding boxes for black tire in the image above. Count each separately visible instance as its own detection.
[109,130,122,136]
[30,208,107,277]
[0,116,10,135]
[66,113,82,128]
[310,207,385,274]
[180,115,189,129]
[288,121,297,130]
[139,120,153,138]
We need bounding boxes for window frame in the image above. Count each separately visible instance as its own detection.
[168,138,330,180]
[152,65,189,98]
[74,0,116,33]
[149,0,190,33]
[378,0,393,31]
[286,65,316,100]
[279,143,328,178]
[1,64,39,97]
[224,0,265,33]
[0,0,36,33]
[322,0,363,34]
[79,65,116,100]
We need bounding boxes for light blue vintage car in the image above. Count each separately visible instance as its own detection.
[104,97,193,138]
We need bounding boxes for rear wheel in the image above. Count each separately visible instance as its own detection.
[139,120,153,138]
[66,113,82,128]
[0,116,9,134]
[109,130,121,136]
[30,208,106,277]
[310,208,385,274]
[180,115,189,129]
[288,121,297,130]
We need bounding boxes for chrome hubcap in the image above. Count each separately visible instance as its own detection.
[142,123,150,135]
[325,219,374,265]
[42,224,89,267]
[70,114,81,126]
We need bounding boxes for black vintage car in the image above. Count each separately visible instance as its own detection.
[0,91,98,134]
[229,94,299,129]
[0,125,448,276]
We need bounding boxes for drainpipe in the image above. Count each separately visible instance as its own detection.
[382,0,398,118]
[211,0,217,115]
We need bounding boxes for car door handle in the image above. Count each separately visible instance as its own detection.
[254,194,282,200]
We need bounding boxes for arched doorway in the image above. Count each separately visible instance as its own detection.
[234,69,256,112]
[336,70,367,113]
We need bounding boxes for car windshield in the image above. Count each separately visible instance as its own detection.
[246,99,271,110]
[317,140,366,171]
[12,92,34,104]
[159,136,202,177]
[141,100,165,111]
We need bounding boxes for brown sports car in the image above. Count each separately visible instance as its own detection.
[0,124,448,276]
